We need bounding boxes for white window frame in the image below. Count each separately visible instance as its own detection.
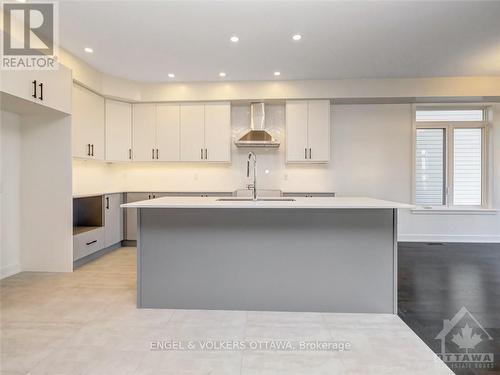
[412,105,489,210]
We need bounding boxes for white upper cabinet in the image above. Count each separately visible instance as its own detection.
[73,99,230,164]
[286,100,309,162]
[156,104,180,161]
[0,64,72,114]
[180,102,231,162]
[286,100,330,163]
[105,100,132,162]
[36,66,73,114]
[72,84,105,160]
[132,104,181,162]
[180,104,205,161]
[204,103,231,162]
[306,100,330,162]
[132,104,156,161]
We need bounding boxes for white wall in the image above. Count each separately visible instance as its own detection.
[73,103,499,242]
[331,104,412,202]
[0,111,21,278]
[21,113,73,272]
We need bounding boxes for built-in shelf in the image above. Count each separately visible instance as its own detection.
[73,226,101,235]
[73,195,103,236]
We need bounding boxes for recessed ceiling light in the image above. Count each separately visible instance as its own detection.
[292,34,302,41]
[274,71,281,76]
[16,0,26,2]
[168,73,175,78]
[230,36,239,43]
[219,72,226,77]
[84,47,93,53]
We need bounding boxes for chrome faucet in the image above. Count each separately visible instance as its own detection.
[246,151,257,200]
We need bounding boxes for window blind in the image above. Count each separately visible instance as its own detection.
[415,129,445,206]
[453,128,482,206]
[416,110,483,122]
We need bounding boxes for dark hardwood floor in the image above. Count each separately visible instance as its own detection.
[398,242,500,375]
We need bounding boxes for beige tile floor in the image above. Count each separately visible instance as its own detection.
[0,247,453,375]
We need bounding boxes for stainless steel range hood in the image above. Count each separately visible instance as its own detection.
[234,103,280,148]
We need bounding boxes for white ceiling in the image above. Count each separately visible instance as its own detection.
[59,1,500,82]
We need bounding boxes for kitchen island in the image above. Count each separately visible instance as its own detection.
[122,197,413,314]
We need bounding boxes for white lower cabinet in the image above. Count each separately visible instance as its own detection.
[73,227,105,261]
[104,194,123,247]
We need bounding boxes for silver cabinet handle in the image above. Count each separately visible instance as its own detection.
[309,148,312,159]
[152,148,155,160]
[305,148,307,159]
[91,144,94,156]
[201,148,203,159]
[156,149,159,159]
[204,148,207,160]
[87,144,91,156]
[129,148,132,160]
[86,240,97,246]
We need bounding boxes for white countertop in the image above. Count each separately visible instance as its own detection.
[121,196,414,209]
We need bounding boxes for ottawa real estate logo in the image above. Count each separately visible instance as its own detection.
[2,1,59,70]
[435,307,494,370]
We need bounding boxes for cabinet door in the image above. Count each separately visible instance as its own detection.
[104,194,123,247]
[0,70,38,104]
[72,84,105,160]
[204,103,231,162]
[307,100,330,162]
[286,100,309,162]
[124,193,151,241]
[156,104,180,161]
[106,100,132,161]
[132,104,156,161]
[180,104,205,162]
[35,65,72,114]
[0,66,71,114]
[73,227,105,261]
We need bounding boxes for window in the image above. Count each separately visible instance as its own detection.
[453,128,482,206]
[415,129,445,205]
[414,108,487,208]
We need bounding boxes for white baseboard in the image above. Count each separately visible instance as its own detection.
[398,234,500,243]
[1,263,21,279]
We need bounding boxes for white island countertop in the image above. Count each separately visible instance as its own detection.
[121,196,414,209]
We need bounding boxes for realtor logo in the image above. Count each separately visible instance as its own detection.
[2,1,59,69]
[435,307,494,370]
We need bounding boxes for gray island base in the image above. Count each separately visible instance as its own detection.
[127,197,409,314]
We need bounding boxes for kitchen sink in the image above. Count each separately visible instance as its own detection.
[216,198,296,202]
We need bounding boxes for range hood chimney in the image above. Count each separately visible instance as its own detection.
[234,103,280,148]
